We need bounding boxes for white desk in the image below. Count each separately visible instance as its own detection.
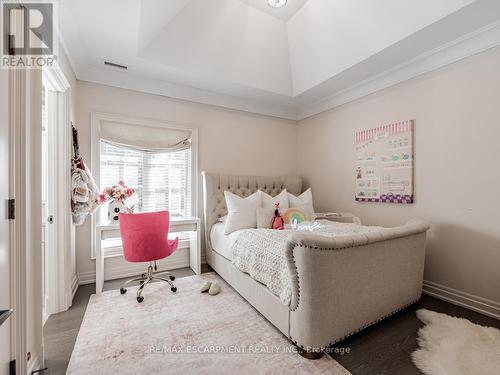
[95,217,201,294]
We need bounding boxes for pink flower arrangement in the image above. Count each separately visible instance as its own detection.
[97,181,134,205]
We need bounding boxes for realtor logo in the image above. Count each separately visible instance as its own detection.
[1,0,57,69]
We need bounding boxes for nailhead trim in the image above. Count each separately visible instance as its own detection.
[290,248,300,312]
[288,241,421,348]
[289,240,397,311]
[289,298,420,351]
[290,242,356,311]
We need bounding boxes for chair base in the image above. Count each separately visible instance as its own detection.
[119,264,177,302]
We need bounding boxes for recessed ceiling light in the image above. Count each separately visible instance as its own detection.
[267,0,287,8]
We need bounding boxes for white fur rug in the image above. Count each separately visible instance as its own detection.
[413,309,500,375]
[67,273,350,375]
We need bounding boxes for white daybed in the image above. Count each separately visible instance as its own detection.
[202,172,430,358]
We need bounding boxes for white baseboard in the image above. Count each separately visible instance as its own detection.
[78,249,191,285]
[423,280,500,320]
[71,274,79,299]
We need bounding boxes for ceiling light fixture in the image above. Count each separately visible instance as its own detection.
[267,0,287,8]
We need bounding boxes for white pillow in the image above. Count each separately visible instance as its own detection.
[261,189,289,210]
[288,188,315,220]
[256,208,274,229]
[224,191,261,234]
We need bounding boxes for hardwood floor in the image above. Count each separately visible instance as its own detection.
[43,268,500,375]
[330,296,500,375]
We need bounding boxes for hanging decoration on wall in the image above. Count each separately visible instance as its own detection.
[355,120,415,204]
[71,123,100,225]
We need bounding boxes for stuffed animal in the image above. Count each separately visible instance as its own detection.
[271,203,285,230]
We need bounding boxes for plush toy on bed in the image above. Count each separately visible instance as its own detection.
[283,208,307,228]
[271,203,285,230]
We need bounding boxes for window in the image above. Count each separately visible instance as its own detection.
[91,113,198,259]
[99,141,192,224]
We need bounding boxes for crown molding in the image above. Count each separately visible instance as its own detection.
[76,65,299,121]
[296,20,500,120]
[71,21,500,122]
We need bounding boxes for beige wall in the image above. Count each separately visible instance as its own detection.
[75,81,297,279]
[74,47,500,306]
[297,47,500,304]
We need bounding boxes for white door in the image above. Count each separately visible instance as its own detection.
[0,71,12,373]
[41,86,63,319]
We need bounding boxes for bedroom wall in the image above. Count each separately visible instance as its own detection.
[74,81,297,282]
[297,46,500,307]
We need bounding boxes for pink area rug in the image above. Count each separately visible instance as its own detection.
[67,273,350,375]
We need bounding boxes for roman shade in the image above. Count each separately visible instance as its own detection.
[100,120,191,152]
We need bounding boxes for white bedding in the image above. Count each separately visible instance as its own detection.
[214,221,384,306]
[209,222,241,260]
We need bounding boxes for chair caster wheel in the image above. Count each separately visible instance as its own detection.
[169,275,175,281]
[120,288,127,295]
[171,287,177,293]
[137,296,144,303]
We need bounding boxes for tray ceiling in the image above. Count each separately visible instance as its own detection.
[60,0,500,119]
[238,0,310,21]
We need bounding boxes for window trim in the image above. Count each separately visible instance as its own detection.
[90,112,198,259]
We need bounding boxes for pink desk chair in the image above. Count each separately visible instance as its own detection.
[118,211,179,303]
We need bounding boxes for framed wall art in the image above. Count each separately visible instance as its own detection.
[355,120,414,204]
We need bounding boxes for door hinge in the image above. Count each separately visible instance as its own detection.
[8,199,15,220]
[9,359,15,375]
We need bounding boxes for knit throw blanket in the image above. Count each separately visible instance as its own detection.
[231,221,383,306]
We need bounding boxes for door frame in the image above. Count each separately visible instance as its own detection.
[42,67,72,317]
[10,61,71,373]
[9,65,44,375]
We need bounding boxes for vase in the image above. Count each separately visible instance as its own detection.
[108,200,126,223]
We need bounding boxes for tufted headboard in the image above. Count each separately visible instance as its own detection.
[201,172,302,250]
